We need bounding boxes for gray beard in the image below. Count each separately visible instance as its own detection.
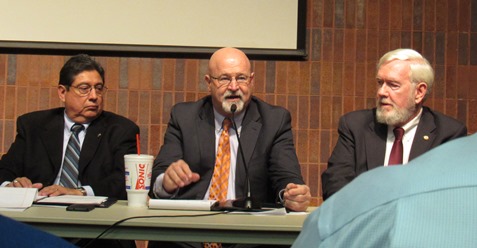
[376,101,416,126]
[376,99,416,126]
[222,100,244,114]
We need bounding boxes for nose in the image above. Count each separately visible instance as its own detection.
[377,83,388,97]
[88,87,98,100]
[227,79,240,91]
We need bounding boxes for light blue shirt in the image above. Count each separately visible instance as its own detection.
[293,134,477,248]
[53,114,93,195]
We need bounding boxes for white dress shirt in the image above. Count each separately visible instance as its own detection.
[384,108,422,166]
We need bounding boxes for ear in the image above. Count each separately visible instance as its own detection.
[414,82,427,104]
[205,75,212,93]
[249,72,255,87]
[58,85,67,103]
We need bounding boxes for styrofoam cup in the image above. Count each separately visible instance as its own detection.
[124,154,153,190]
[124,154,153,207]
[127,189,149,207]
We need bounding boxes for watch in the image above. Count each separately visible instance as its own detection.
[77,187,87,196]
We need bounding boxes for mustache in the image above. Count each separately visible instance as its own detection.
[377,98,394,106]
[223,90,243,99]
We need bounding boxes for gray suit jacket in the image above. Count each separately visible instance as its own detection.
[151,96,304,203]
[322,106,467,200]
[0,108,139,199]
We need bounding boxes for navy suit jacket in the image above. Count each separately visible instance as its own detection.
[0,108,139,200]
[151,96,304,203]
[322,106,467,200]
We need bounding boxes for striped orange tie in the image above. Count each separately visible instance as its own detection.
[209,118,232,202]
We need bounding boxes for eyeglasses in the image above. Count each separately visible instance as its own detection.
[68,84,108,96]
[210,75,252,87]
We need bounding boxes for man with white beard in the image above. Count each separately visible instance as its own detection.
[150,47,310,213]
[322,48,467,200]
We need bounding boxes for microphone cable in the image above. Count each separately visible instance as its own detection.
[82,211,226,248]
[230,104,253,209]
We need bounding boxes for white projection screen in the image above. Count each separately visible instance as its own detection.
[0,0,306,59]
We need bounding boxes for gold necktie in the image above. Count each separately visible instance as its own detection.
[209,118,232,202]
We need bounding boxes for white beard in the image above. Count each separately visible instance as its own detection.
[221,90,244,114]
[376,97,416,126]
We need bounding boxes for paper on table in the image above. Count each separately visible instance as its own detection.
[149,199,218,211]
[0,187,37,211]
[35,195,108,206]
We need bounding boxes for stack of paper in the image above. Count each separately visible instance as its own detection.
[0,187,38,211]
[35,195,108,206]
[148,199,219,211]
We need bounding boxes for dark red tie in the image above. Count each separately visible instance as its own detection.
[388,127,405,165]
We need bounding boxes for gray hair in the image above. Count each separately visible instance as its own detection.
[377,48,434,97]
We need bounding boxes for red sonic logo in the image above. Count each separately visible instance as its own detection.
[135,163,150,190]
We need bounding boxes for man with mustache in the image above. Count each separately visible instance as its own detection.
[0,54,139,200]
[321,48,467,200]
[151,47,310,212]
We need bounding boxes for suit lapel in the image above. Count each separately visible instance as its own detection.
[410,108,436,159]
[365,118,387,169]
[239,101,261,169]
[40,113,65,173]
[197,101,216,181]
[78,115,105,174]
[234,100,261,198]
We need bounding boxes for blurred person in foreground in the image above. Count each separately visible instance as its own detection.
[0,215,75,248]
[321,48,466,200]
[293,133,476,248]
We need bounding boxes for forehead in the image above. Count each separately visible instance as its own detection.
[377,60,411,81]
[72,70,103,85]
[213,56,250,74]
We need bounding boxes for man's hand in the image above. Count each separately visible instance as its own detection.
[7,177,43,189]
[38,185,83,197]
[283,183,311,212]
[163,159,200,193]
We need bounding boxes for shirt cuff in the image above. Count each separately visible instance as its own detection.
[80,185,94,196]
[153,173,177,198]
[278,188,287,204]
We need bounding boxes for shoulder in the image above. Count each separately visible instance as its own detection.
[173,96,210,110]
[252,97,290,118]
[422,106,465,128]
[168,96,212,122]
[338,109,376,128]
[17,108,63,125]
[99,111,139,129]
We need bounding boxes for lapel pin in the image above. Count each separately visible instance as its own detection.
[97,133,102,138]
[423,135,429,140]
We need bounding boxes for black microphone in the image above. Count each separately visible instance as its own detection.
[227,104,261,210]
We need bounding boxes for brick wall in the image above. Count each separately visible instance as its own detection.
[1,0,476,205]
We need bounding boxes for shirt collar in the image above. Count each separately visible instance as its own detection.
[213,108,245,132]
[63,112,90,132]
[388,107,422,133]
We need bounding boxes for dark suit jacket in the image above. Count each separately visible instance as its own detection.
[321,106,467,200]
[152,96,304,203]
[0,108,139,200]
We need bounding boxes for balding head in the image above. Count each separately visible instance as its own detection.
[208,47,252,75]
[205,47,254,117]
